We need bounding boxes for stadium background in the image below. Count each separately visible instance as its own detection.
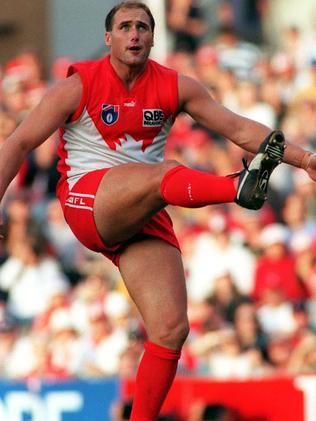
[1,0,316,420]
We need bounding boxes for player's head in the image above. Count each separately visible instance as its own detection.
[105,2,155,33]
[105,1,154,67]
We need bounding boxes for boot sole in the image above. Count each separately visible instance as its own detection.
[251,132,286,207]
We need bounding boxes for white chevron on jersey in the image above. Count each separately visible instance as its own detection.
[62,109,173,189]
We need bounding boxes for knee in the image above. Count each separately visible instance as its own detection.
[153,160,181,181]
[152,317,190,350]
[146,160,181,200]
[161,159,181,173]
[141,160,180,196]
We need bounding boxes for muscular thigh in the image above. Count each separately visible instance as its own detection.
[93,161,176,245]
[119,237,188,347]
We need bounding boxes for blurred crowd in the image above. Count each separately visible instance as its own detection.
[0,0,316,394]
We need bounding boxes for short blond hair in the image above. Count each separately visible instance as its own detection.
[105,1,155,32]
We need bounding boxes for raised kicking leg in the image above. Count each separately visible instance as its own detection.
[93,158,237,244]
[118,238,188,421]
[93,130,285,245]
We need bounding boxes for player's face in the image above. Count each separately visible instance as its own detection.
[105,8,154,67]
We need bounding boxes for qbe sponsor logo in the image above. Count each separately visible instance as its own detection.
[143,109,164,127]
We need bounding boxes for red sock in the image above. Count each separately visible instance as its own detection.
[160,165,236,208]
[130,341,181,421]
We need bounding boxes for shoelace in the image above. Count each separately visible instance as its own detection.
[227,157,249,178]
[242,157,249,172]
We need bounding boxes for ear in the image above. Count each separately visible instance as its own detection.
[105,31,111,47]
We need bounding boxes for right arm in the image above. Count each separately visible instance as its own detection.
[0,73,82,203]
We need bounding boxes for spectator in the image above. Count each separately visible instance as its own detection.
[270,52,298,103]
[206,328,267,379]
[214,24,262,80]
[187,209,255,301]
[291,231,316,297]
[4,330,47,379]
[282,192,316,241]
[4,49,46,109]
[256,287,297,338]
[70,272,129,333]
[265,335,293,374]
[117,345,143,380]
[232,79,277,128]
[209,273,246,323]
[302,261,316,332]
[292,169,316,220]
[189,325,267,378]
[167,0,207,52]
[233,300,269,362]
[112,400,133,421]
[287,332,316,373]
[44,197,83,280]
[214,68,238,110]
[252,223,306,302]
[51,56,74,81]
[194,45,220,90]
[45,308,82,378]
[188,401,238,421]
[2,197,39,255]
[259,75,287,125]
[1,76,29,123]
[0,231,69,324]
[78,312,128,378]
[17,134,60,208]
[0,310,18,377]
[201,403,237,421]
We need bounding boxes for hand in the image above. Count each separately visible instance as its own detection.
[306,153,316,181]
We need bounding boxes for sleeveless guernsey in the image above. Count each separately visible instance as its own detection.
[57,55,179,192]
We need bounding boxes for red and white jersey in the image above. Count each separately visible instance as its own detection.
[57,55,179,190]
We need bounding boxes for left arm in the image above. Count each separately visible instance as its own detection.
[178,75,314,174]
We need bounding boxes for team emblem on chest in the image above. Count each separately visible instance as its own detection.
[101,104,120,125]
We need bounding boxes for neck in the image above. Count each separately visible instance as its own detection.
[109,54,147,90]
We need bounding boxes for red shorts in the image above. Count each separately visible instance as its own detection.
[57,168,180,266]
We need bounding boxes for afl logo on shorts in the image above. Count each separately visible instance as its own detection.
[101,104,120,125]
[143,109,164,127]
